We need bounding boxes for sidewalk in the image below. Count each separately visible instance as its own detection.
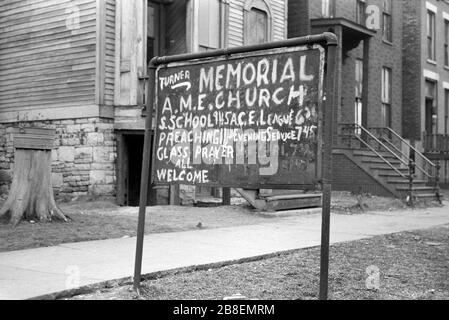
[1,203,448,300]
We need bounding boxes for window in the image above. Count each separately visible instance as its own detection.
[381,67,392,128]
[355,59,363,131]
[445,89,449,134]
[356,0,366,25]
[322,0,334,18]
[147,3,160,63]
[445,20,449,66]
[198,0,221,51]
[427,10,436,61]
[382,0,392,42]
[244,0,271,45]
[247,8,268,45]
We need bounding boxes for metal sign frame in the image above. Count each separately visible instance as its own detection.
[133,33,338,300]
[152,45,326,190]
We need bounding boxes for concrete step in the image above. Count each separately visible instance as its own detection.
[415,193,441,202]
[387,180,427,189]
[387,179,427,184]
[361,158,402,165]
[369,164,408,171]
[379,172,407,178]
[353,150,399,159]
[396,187,437,195]
[371,167,409,175]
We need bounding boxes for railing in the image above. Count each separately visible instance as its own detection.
[369,127,440,197]
[423,133,449,154]
[339,124,409,179]
[339,124,441,204]
[371,127,437,181]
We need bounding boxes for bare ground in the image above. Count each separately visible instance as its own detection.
[68,224,449,300]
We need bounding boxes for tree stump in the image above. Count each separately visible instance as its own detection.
[0,145,68,226]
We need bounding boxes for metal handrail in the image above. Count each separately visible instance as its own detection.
[339,124,409,179]
[353,135,408,179]
[375,134,432,179]
[370,127,435,180]
[370,127,436,169]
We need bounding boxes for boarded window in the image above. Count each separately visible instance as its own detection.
[247,8,268,45]
[198,0,221,51]
[244,0,271,45]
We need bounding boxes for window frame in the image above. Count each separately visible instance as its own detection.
[197,0,223,52]
[322,0,335,18]
[381,67,392,128]
[445,89,449,134]
[382,0,392,42]
[356,0,366,26]
[445,19,449,67]
[243,0,273,45]
[427,10,436,61]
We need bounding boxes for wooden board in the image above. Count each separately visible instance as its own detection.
[13,127,55,150]
[153,45,325,189]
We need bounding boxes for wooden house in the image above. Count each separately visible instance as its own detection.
[0,0,288,205]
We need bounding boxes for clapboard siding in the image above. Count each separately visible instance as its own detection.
[0,0,97,112]
[271,0,286,40]
[227,0,286,47]
[228,1,245,47]
[104,0,115,105]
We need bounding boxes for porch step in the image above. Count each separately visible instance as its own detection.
[361,158,402,165]
[370,166,409,173]
[353,150,399,159]
[396,186,436,190]
[387,179,427,186]
[415,193,442,202]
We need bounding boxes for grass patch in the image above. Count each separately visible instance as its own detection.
[68,224,449,300]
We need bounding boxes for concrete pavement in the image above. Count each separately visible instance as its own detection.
[0,203,448,300]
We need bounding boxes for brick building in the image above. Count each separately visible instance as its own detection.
[402,0,449,186]
[0,0,289,204]
[289,0,441,199]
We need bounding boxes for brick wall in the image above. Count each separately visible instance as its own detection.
[288,0,310,37]
[0,118,116,199]
[332,152,394,197]
[402,0,422,141]
[308,0,404,134]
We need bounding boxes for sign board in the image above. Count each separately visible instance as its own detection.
[133,33,338,300]
[153,45,325,189]
[13,127,55,150]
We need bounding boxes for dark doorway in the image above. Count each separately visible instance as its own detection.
[425,98,436,135]
[127,135,145,206]
[425,80,437,135]
[116,132,158,207]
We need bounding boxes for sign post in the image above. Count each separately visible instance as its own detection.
[133,33,338,299]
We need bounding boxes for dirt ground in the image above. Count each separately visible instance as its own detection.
[0,191,438,252]
[68,224,449,300]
